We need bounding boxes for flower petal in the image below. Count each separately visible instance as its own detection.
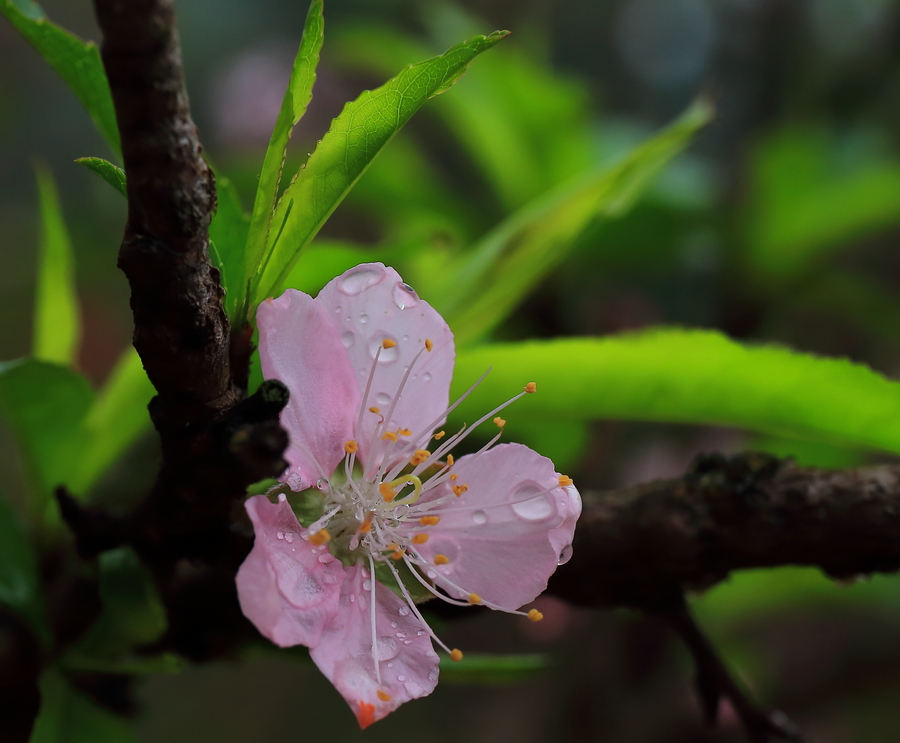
[309,565,440,728]
[236,495,345,648]
[315,263,455,468]
[411,443,581,611]
[258,289,360,490]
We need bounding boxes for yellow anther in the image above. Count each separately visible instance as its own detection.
[446,454,454,467]
[468,593,482,605]
[382,431,398,442]
[376,690,392,701]
[379,483,397,502]
[369,406,380,414]
[425,339,434,352]
[434,554,449,565]
[558,475,574,487]
[358,514,374,534]
[386,542,400,552]
[524,382,537,393]
[527,609,544,622]
[398,428,412,437]
[409,449,430,466]
[449,473,458,482]
[450,648,463,662]
[390,550,404,561]
[493,416,506,428]
[308,529,331,546]
[344,439,359,454]
[382,338,397,349]
[433,430,446,440]
[412,533,430,544]
[419,516,440,526]
[452,484,468,497]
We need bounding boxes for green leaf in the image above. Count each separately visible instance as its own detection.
[449,329,900,454]
[29,668,137,743]
[434,98,713,344]
[0,360,93,518]
[230,0,324,321]
[209,171,250,299]
[0,492,45,633]
[74,158,126,198]
[249,30,509,312]
[32,165,80,367]
[1,0,121,158]
[69,347,154,495]
[438,653,547,684]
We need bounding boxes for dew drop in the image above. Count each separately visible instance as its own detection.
[316,478,329,490]
[359,313,369,325]
[276,531,285,540]
[423,372,432,382]
[396,632,407,639]
[284,532,294,543]
[390,621,398,628]
[398,607,410,617]
[416,630,426,636]
[376,636,401,661]
[402,334,409,342]
[397,675,407,682]
[337,265,385,295]
[391,281,419,310]
[368,336,399,364]
[317,554,331,563]
[341,330,355,348]
[362,579,372,591]
[387,662,394,668]
[426,570,437,579]
[404,640,413,645]
[511,482,556,522]
[349,594,356,603]
[428,669,439,682]
[376,392,391,406]
[472,510,488,525]
[558,543,574,566]
[334,306,342,314]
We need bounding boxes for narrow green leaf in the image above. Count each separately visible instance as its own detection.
[0,360,93,518]
[439,653,547,684]
[29,668,137,743]
[74,157,126,198]
[0,492,45,634]
[69,347,154,495]
[230,0,324,320]
[437,98,714,344]
[1,0,121,158]
[450,329,900,454]
[250,30,509,310]
[32,165,80,366]
[209,171,250,299]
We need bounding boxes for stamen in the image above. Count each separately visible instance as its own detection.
[382,338,397,349]
[419,516,440,526]
[378,482,396,502]
[377,690,392,702]
[409,449,430,466]
[527,609,544,622]
[493,417,506,428]
[450,649,464,662]
[368,555,381,686]
[524,382,537,393]
[434,554,449,565]
[452,484,468,497]
[344,440,359,454]
[369,406,380,414]
[390,550,405,560]
[433,430,445,440]
[468,593,482,604]
[449,474,458,482]
[559,475,574,487]
[358,513,374,533]
[412,534,429,544]
[446,454,454,467]
[398,428,413,437]
[425,338,433,352]
[309,529,331,546]
[382,431,398,442]
[384,474,423,507]
[384,559,456,655]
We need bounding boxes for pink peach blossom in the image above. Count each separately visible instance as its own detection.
[236,263,581,727]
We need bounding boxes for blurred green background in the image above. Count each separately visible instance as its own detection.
[5,0,900,741]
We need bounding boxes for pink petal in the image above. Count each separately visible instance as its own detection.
[236,495,345,647]
[309,564,440,728]
[257,290,360,490]
[314,263,455,468]
[411,443,581,611]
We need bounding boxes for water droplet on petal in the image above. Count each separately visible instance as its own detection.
[362,579,372,591]
[398,607,410,616]
[316,478,329,490]
[376,636,401,661]
[334,306,342,314]
[337,265,385,295]
[472,510,488,525]
[397,674,406,682]
[317,553,331,563]
[426,570,437,579]
[341,330,355,348]
[376,392,391,406]
[359,313,369,325]
[276,531,284,540]
[387,662,394,668]
[284,532,294,543]
[423,372,432,382]
[416,630,426,636]
[349,594,356,603]
[396,632,407,639]
[558,543,574,565]
[511,482,556,522]
[391,281,419,310]
[368,336,399,364]
[402,334,409,342]
[390,621,398,628]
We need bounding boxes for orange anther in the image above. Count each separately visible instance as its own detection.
[382,339,397,349]
[433,430,446,440]
[358,514,373,533]
[390,550,404,561]
[398,428,412,437]
[446,454,454,467]
[449,474,458,482]
[527,608,544,622]
[468,593,482,604]
[386,542,400,552]
[344,439,359,454]
[379,483,396,502]
[410,449,430,466]
[412,533,430,544]
[369,406,380,414]
[434,554,449,565]
[357,701,376,729]
[425,339,434,352]
[419,515,440,526]
[382,431,398,442]
[376,690,392,702]
[524,382,537,393]
[493,416,506,428]
[452,484,468,497]
[450,648,463,662]
[308,529,331,546]
[558,475,574,487]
